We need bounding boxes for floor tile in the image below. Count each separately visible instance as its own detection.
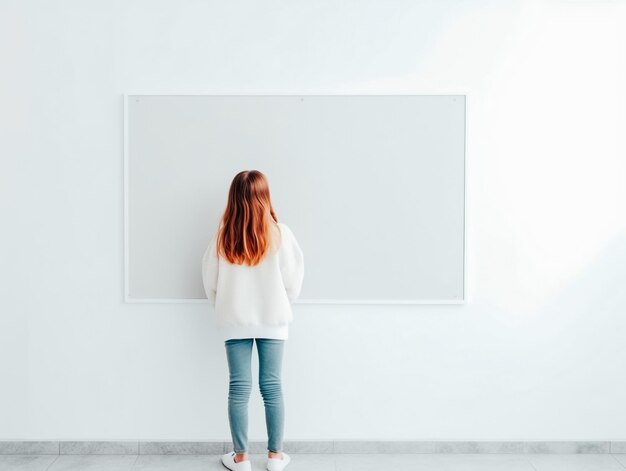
[334,453,535,471]
[0,455,58,471]
[527,454,625,471]
[263,453,335,470]
[47,455,138,471]
[132,455,222,471]
[135,453,335,471]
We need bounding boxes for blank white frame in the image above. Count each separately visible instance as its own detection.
[123,91,468,305]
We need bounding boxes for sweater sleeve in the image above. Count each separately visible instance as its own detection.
[201,232,219,305]
[278,223,304,302]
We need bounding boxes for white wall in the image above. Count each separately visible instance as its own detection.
[1,0,625,440]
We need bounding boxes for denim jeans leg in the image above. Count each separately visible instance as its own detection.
[256,338,285,453]
[224,338,254,453]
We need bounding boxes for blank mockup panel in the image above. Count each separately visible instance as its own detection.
[125,95,465,303]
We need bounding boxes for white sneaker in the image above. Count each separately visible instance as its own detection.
[221,451,252,471]
[267,451,291,471]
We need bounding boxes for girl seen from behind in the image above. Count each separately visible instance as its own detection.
[202,169,304,471]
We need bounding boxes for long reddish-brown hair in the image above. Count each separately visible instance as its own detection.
[216,170,280,266]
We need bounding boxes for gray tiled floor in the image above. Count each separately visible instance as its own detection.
[1,453,626,471]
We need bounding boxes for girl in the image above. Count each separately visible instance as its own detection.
[202,170,304,471]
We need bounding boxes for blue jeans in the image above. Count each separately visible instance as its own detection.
[224,338,285,453]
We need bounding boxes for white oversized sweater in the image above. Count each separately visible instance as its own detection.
[201,221,304,341]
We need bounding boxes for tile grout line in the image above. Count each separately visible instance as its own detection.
[610,453,626,469]
[130,453,140,469]
[43,454,59,471]
[526,455,538,471]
